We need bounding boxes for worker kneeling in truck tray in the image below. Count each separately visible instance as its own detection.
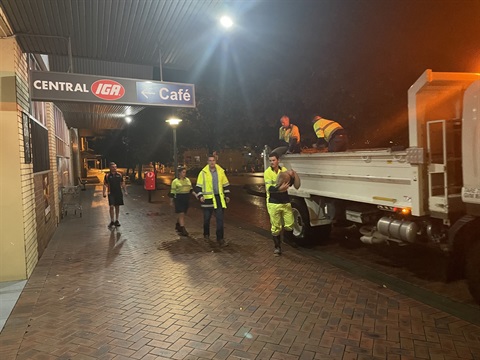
[312,115,348,152]
[264,152,301,256]
[272,115,301,156]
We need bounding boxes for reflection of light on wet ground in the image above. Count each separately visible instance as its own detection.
[158,175,173,186]
[223,186,271,229]
[246,195,266,208]
[228,175,264,186]
[90,188,106,208]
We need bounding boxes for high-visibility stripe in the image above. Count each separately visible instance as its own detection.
[314,119,342,142]
[202,172,206,193]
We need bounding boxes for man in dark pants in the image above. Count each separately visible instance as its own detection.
[312,115,348,152]
[264,152,300,255]
[103,162,128,228]
[272,115,301,156]
[194,155,231,246]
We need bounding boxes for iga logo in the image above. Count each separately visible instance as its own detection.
[91,80,125,100]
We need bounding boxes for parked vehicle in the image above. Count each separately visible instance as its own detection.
[266,70,480,302]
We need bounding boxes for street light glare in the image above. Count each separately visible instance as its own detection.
[166,118,182,178]
[166,118,182,126]
[220,15,233,29]
[125,116,132,124]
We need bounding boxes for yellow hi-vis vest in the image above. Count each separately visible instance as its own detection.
[195,164,230,209]
[279,124,301,143]
[264,166,287,202]
[170,178,192,197]
[313,117,343,142]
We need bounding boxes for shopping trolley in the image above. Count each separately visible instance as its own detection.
[61,185,83,218]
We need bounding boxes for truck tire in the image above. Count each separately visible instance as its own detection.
[466,240,480,304]
[291,198,331,242]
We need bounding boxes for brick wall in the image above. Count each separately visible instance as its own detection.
[46,103,60,224]
[33,172,56,258]
[13,42,38,276]
[3,26,67,278]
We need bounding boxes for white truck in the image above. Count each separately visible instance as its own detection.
[269,70,480,302]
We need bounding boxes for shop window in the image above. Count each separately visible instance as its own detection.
[31,120,50,173]
[29,54,47,126]
[22,112,32,164]
[54,105,69,157]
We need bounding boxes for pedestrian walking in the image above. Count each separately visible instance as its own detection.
[264,152,300,255]
[194,155,231,247]
[103,162,128,228]
[169,167,193,236]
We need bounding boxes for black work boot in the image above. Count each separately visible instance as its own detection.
[283,230,298,248]
[175,222,181,232]
[179,226,189,237]
[273,235,282,256]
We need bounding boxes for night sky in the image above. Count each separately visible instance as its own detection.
[105,0,480,164]
[193,0,480,145]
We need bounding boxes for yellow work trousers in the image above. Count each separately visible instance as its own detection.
[267,202,294,236]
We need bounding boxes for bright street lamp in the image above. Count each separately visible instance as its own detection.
[220,15,233,29]
[165,118,183,177]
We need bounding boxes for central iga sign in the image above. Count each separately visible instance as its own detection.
[29,71,195,108]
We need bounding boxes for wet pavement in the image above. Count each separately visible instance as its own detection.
[241,181,476,307]
[1,176,480,359]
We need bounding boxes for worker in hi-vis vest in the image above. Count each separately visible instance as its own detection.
[264,152,300,256]
[272,115,301,156]
[312,115,348,152]
[194,154,230,247]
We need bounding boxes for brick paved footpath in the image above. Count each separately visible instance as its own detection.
[1,182,480,360]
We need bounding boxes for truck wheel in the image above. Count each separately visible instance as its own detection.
[466,240,480,304]
[291,198,331,241]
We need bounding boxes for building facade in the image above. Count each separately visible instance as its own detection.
[0,10,74,281]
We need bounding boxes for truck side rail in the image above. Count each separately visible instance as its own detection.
[281,148,424,216]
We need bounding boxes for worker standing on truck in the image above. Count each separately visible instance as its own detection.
[272,115,301,156]
[312,115,348,152]
[264,152,300,256]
